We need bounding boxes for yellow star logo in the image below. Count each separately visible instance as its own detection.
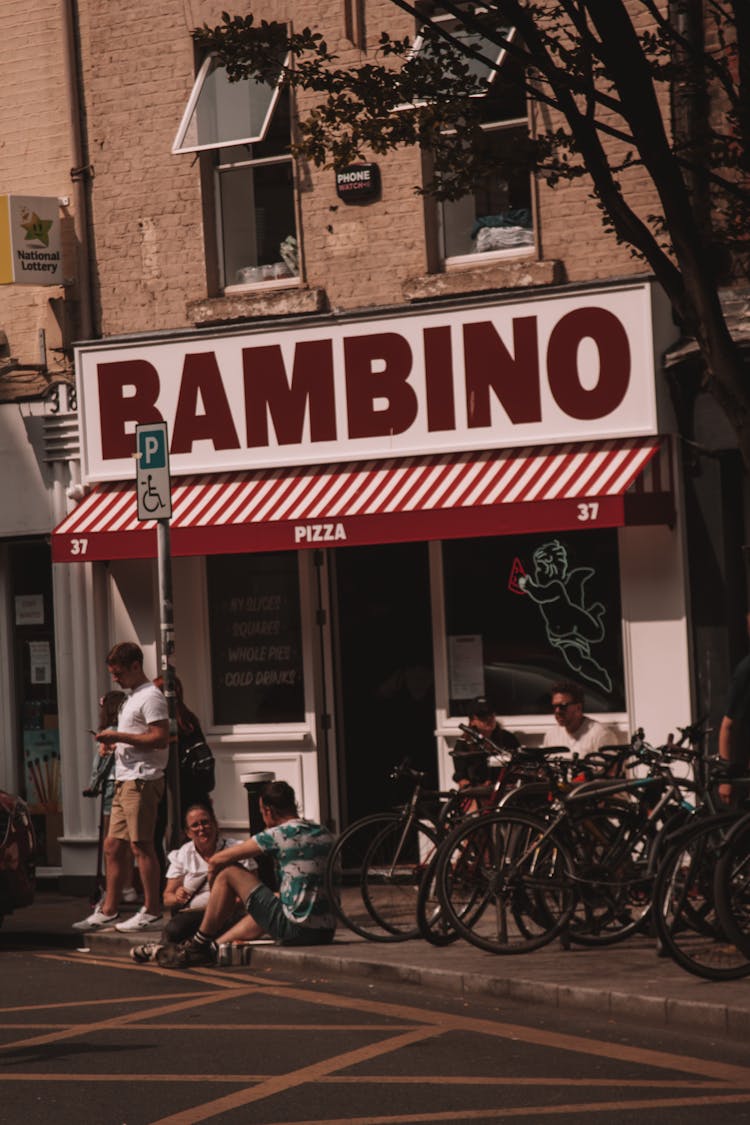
[21,211,53,247]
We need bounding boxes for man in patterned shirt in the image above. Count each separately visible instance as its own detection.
[171,780,336,966]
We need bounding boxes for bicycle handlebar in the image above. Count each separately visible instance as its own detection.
[388,757,427,785]
[456,723,511,757]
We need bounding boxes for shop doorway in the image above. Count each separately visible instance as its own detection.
[331,542,436,827]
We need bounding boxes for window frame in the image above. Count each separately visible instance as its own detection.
[172,53,289,155]
[212,138,299,292]
[438,115,535,267]
[408,10,517,101]
[173,50,300,294]
[401,14,535,266]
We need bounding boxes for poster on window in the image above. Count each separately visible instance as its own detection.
[23,728,60,811]
[207,552,305,725]
[448,635,484,701]
[443,529,625,717]
[28,641,52,685]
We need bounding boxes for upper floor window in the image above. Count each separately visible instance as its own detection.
[409,12,533,265]
[173,54,299,290]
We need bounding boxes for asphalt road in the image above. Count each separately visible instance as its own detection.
[1,947,750,1125]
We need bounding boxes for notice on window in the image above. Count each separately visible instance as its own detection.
[29,640,52,685]
[207,553,305,725]
[448,634,484,701]
[15,594,44,626]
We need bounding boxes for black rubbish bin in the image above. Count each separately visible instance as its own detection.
[241,771,277,890]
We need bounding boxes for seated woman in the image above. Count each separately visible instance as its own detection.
[131,802,262,960]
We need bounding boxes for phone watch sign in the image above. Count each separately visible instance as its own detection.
[335,164,381,203]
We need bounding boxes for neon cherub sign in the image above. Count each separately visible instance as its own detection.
[510,539,613,693]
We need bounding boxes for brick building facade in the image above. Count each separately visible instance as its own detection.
[0,0,745,882]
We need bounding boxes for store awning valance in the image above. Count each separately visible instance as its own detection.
[52,437,673,563]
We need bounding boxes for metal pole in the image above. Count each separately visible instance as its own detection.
[157,518,180,850]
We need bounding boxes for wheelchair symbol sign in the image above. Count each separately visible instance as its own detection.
[135,422,172,521]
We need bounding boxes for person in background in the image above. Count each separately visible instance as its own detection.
[165,780,336,967]
[130,802,258,962]
[451,697,521,789]
[543,680,620,756]
[153,674,215,821]
[718,616,750,804]
[74,641,169,933]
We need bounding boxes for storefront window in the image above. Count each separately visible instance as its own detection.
[12,541,60,867]
[206,552,305,724]
[443,531,626,717]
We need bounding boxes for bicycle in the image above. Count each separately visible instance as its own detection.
[432,728,717,955]
[325,760,457,942]
[653,800,750,981]
[415,726,569,946]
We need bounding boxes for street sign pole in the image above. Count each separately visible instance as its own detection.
[135,423,181,852]
[157,519,181,852]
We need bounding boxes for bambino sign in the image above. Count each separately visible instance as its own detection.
[76,282,662,482]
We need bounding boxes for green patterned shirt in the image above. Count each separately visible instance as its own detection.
[253,819,336,929]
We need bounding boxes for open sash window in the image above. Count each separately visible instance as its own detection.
[407,11,533,264]
[173,53,299,290]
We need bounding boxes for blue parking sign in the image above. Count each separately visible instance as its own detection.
[138,425,166,469]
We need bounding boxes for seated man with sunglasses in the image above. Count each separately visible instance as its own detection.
[543,680,620,757]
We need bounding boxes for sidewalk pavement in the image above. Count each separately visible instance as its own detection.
[4,888,750,1041]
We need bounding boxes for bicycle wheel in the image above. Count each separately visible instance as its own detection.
[325,813,425,942]
[416,849,461,945]
[435,810,577,955]
[361,817,437,938]
[565,801,655,947]
[714,811,750,959]
[653,814,750,981]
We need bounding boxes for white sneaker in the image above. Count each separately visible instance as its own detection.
[121,887,140,905]
[115,909,163,933]
[73,908,119,931]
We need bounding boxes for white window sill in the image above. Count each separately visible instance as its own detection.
[223,276,299,295]
[444,246,535,271]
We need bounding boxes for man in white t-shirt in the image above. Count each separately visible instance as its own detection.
[74,642,169,933]
[543,680,620,757]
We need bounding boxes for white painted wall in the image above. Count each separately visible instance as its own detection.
[619,521,693,744]
[0,404,54,535]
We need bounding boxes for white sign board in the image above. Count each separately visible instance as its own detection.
[78,281,665,482]
[136,422,172,520]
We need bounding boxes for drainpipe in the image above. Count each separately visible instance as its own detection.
[61,0,94,343]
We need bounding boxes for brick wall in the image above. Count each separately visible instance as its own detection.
[0,0,698,349]
[0,2,72,366]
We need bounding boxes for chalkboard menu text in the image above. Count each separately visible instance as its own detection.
[207,553,305,724]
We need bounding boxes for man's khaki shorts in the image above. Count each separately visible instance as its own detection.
[109,778,165,843]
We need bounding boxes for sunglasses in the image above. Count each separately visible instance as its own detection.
[551,701,576,712]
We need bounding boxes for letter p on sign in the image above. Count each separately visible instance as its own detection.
[143,434,164,467]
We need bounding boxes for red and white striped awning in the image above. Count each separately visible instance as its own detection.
[52,437,673,563]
